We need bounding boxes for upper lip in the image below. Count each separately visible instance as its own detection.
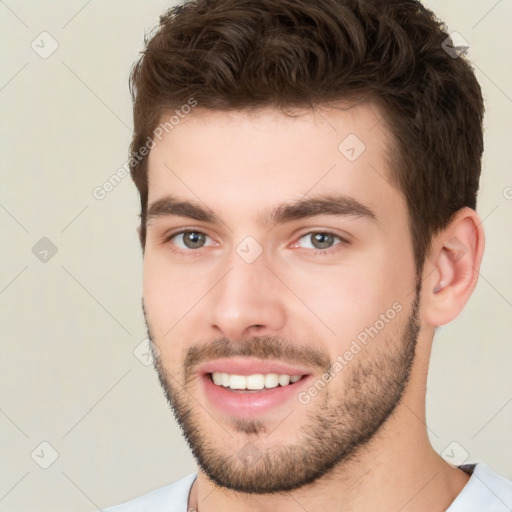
[198,357,313,377]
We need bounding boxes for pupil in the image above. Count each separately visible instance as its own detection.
[185,232,204,248]
[313,233,333,249]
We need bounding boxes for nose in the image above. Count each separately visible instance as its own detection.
[208,255,287,341]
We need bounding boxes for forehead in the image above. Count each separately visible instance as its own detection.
[146,103,403,225]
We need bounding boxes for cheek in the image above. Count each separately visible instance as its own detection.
[283,257,403,349]
[142,253,198,334]
[143,256,198,376]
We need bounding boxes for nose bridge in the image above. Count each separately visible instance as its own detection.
[208,245,286,340]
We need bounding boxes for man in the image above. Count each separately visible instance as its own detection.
[106,0,512,510]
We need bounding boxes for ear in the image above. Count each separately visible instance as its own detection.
[421,207,485,327]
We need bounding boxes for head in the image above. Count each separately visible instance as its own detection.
[129,0,485,494]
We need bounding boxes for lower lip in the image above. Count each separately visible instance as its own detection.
[201,374,310,418]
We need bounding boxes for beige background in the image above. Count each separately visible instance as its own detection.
[0,1,511,510]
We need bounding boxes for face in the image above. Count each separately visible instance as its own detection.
[142,104,420,493]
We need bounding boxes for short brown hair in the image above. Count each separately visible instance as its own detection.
[129,0,484,274]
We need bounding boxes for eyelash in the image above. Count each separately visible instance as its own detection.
[163,230,349,257]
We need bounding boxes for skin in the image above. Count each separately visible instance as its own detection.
[142,103,485,512]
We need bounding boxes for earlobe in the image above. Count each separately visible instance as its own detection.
[423,208,485,327]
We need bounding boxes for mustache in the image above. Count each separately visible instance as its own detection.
[142,300,331,380]
[183,336,331,380]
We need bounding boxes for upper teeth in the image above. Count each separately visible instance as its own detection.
[212,372,302,390]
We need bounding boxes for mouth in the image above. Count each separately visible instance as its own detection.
[197,358,314,418]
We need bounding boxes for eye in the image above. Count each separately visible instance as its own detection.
[295,231,348,254]
[164,229,348,256]
[166,230,215,252]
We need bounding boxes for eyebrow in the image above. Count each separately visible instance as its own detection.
[146,193,377,227]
